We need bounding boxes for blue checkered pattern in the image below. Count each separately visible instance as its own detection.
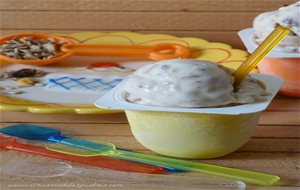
[47,77,123,92]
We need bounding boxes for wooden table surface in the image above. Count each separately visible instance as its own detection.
[0,95,299,190]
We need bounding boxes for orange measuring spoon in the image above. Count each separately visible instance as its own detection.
[0,33,191,66]
[0,134,164,174]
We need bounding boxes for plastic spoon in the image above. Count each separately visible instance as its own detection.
[0,124,280,185]
[0,33,191,66]
[46,140,280,186]
[232,25,290,87]
[1,160,246,190]
[0,134,164,174]
[0,124,180,172]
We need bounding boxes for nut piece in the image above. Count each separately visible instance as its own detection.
[42,44,56,53]
[10,68,37,78]
[16,78,36,87]
[0,36,64,60]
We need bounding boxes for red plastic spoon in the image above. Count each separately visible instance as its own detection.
[0,134,164,174]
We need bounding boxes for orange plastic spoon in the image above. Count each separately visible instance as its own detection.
[0,33,191,66]
[0,134,164,174]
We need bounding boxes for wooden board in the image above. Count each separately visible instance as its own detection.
[0,11,259,30]
[0,0,297,49]
[0,0,295,12]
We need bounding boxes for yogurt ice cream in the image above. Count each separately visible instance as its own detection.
[253,1,300,53]
[95,59,284,159]
[122,59,268,108]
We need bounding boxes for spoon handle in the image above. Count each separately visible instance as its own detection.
[61,43,191,60]
[114,150,280,186]
[233,25,290,87]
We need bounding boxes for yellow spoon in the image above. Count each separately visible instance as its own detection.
[233,25,290,87]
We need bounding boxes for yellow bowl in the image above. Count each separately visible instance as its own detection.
[126,110,260,159]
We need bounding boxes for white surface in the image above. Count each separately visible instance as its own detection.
[95,73,284,115]
[1,57,153,104]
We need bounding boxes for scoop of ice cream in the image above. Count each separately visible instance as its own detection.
[277,2,300,36]
[122,59,268,108]
[253,1,300,53]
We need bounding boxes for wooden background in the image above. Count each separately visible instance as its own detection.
[0,0,297,49]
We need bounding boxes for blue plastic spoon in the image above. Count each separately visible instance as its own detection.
[0,124,180,172]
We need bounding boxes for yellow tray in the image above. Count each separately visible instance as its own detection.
[0,32,249,114]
